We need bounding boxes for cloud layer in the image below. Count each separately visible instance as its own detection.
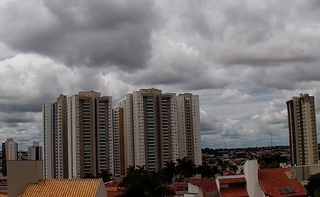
[0,0,320,149]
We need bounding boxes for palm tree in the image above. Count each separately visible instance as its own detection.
[176,157,196,178]
[118,168,175,197]
[162,161,176,184]
[97,169,112,182]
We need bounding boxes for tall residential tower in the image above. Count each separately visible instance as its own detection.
[286,93,318,165]
[28,141,43,160]
[176,93,202,166]
[68,91,113,178]
[42,94,68,179]
[122,89,201,171]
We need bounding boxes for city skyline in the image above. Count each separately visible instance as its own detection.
[42,89,202,178]
[0,0,320,150]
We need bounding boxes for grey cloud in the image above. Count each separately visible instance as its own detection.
[0,54,130,113]
[0,103,42,113]
[241,63,320,90]
[0,0,159,71]
[125,39,230,90]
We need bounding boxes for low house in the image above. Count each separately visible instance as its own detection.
[184,160,308,197]
[21,179,107,197]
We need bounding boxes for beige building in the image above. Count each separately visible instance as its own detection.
[7,160,43,197]
[122,94,135,171]
[286,93,318,165]
[28,141,42,160]
[42,94,68,179]
[113,107,125,176]
[4,138,18,161]
[177,93,202,166]
[121,89,202,171]
[68,91,113,178]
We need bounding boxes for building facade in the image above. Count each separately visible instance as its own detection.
[2,138,18,176]
[121,89,199,171]
[28,141,43,160]
[113,107,125,176]
[42,94,68,179]
[42,89,202,177]
[176,93,202,166]
[286,93,318,165]
[68,91,113,178]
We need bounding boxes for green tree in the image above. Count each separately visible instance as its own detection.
[84,173,95,178]
[97,169,112,182]
[308,173,320,196]
[315,189,320,197]
[161,161,176,184]
[118,168,175,197]
[196,163,216,178]
[126,165,136,175]
[258,153,287,169]
[176,157,196,178]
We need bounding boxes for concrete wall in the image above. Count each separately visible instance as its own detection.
[244,160,265,197]
[97,179,108,197]
[7,160,43,197]
[291,165,320,181]
[187,182,200,197]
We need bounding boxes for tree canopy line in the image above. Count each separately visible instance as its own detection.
[83,157,221,197]
[84,157,320,197]
[117,157,221,197]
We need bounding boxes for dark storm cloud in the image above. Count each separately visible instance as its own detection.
[0,0,159,71]
[0,103,42,113]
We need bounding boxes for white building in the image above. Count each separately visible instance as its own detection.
[28,141,43,160]
[185,160,308,197]
[4,138,18,160]
[42,94,68,179]
[176,93,202,166]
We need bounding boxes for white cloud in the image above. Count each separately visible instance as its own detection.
[216,89,252,104]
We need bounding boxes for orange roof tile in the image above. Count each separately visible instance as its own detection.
[105,181,121,188]
[219,178,246,184]
[171,183,188,192]
[22,179,102,197]
[258,168,308,197]
[107,191,123,197]
[188,179,218,197]
[220,187,248,197]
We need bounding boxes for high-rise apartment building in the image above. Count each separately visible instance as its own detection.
[2,138,18,176]
[122,89,179,171]
[176,93,202,166]
[42,94,68,179]
[68,91,113,178]
[122,95,135,171]
[113,106,125,176]
[286,93,318,165]
[28,141,43,160]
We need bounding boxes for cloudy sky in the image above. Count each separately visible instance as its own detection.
[0,0,320,150]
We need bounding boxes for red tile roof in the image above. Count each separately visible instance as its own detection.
[220,187,249,197]
[219,178,246,184]
[104,181,121,188]
[188,179,218,197]
[258,168,308,197]
[106,191,122,197]
[171,183,188,192]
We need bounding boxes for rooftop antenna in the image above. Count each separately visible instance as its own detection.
[270,133,273,147]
